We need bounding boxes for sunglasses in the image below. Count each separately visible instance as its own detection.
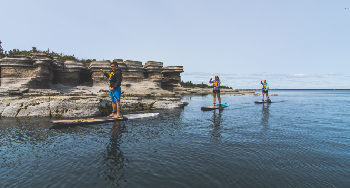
[111,66,115,67]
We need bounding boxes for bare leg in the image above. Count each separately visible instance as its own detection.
[112,101,120,118]
[213,93,216,106]
[262,92,265,101]
[109,101,117,117]
[115,101,120,118]
[217,93,221,105]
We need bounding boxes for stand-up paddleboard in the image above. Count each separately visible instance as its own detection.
[123,113,159,119]
[201,103,229,111]
[49,113,159,125]
[50,117,128,125]
[255,100,273,104]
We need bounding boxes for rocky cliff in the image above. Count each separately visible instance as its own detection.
[0,55,186,95]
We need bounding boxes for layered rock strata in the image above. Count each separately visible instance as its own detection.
[0,55,53,89]
[52,57,64,84]
[1,54,187,95]
[56,60,88,86]
[161,66,185,93]
[30,53,54,88]
[123,60,144,82]
[89,60,112,87]
[144,61,163,87]
[0,56,35,88]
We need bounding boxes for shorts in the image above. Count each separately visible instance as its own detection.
[110,87,121,101]
[213,90,220,94]
[262,90,268,94]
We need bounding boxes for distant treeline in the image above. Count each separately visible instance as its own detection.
[0,41,95,66]
[180,81,232,89]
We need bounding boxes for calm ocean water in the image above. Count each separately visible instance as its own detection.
[1,90,350,187]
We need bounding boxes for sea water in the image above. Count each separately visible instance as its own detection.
[1,90,350,187]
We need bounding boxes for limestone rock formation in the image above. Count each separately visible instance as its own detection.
[52,57,64,84]
[56,60,88,86]
[144,61,163,87]
[89,60,112,87]
[0,54,52,89]
[1,54,187,95]
[161,66,185,93]
[123,60,144,82]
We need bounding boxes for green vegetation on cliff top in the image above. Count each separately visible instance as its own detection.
[0,41,95,66]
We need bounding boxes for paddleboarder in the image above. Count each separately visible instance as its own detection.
[261,80,270,102]
[209,76,221,106]
[100,62,122,118]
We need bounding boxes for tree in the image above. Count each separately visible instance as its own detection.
[0,40,4,57]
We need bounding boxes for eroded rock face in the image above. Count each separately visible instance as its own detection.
[0,55,52,89]
[56,60,89,87]
[52,57,64,84]
[1,54,186,95]
[144,61,163,87]
[0,55,34,67]
[89,60,112,87]
[161,66,185,93]
[123,60,144,82]
[28,53,54,88]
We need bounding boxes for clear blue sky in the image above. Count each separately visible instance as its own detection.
[1,0,349,89]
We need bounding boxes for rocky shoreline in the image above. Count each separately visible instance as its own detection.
[0,86,186,118]
[0,86,277,118]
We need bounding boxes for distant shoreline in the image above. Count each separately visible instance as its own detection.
[238,89,350,91]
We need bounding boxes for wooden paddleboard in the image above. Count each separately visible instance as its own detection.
[201,104,229,111]
[50,117,128,125]
[49,113,159,125]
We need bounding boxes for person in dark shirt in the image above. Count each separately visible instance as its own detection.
[100,62,122,118]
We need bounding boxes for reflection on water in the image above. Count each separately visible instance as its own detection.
[261,103,270,129]
[100,121,129,186]
[210,109,222,139]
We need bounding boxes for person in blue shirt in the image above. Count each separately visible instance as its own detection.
[210,76,221,106]
[261,80,270,102]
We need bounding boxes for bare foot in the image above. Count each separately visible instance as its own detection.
[108,113,116,117]
[112,115,120,119]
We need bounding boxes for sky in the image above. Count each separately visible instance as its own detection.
[1,0,349,89]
